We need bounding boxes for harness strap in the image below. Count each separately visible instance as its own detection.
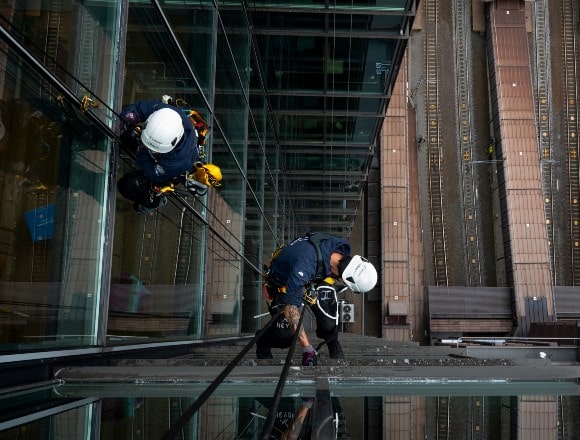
[263,232,336,303]
[306,231,334,280]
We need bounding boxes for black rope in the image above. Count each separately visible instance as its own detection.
[259,304,307,440]
[159,308,284,440]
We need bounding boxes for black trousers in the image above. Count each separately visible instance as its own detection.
[310,300,339,343]
[117,170,162,208]
[258,285,339,350]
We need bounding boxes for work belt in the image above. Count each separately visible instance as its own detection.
[263,282,317,306]
[264,275,337,306]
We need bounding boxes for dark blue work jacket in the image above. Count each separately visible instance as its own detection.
[121,100,198,183]
[269,234,351,300]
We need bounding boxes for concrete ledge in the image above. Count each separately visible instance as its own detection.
[55,364,580,383]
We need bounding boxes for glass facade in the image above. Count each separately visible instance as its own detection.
[0,1,120,350]
[0,0,418,436]
[0,0,413,353]
[0,1,579,439]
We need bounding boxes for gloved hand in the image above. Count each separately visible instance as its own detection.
[300,397,315,408]
[121,110,140,127]
[151,180,177,196]
[170,175,186,186]
[185,179,208,196]
[120,124,143,153]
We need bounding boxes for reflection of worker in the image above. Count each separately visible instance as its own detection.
[256,397,314,440]
[117,100,221,213]
[258,233,378,366]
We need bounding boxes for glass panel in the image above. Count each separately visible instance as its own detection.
[123,4,212,105]
[109,201,208,342]
[286,154,367,171]
[0,385,96,437]
[251,12,405,36]
[204,193,244,338]
[0,1,120,350]
[242,86,267,332]
[214,31,250,164]
[2,381,579,439]
[259,36,395,94]
[276,114,381,144]
[241,0,408,11]
[110,2,220,343]
[160,3,215,96]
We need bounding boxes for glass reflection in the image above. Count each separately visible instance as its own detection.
[0,66,109,350]
[0,0,119,350]
[1,381,579,439]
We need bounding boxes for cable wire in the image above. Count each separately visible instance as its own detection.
[159,308,285,440]
[259,304,307,440]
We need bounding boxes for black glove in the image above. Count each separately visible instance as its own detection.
[120,126,142,153]
[170,175,186,186]
[121,109,140,127]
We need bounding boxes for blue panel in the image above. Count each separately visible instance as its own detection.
[24,203,56,242]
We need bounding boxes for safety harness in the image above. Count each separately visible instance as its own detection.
[263,232,337,306]
[122,96,221,199]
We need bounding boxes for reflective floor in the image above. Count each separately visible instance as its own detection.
[1,378,579,439]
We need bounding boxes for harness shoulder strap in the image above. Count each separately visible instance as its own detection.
[265,232,332,281]
[306,232,333,280]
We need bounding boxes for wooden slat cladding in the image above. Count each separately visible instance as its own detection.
[553,286,580,318]
[430,319,512,333]
[518,396,558,440]
[487,1,554,328]
[428,286,512,317]
[380,51,424,341]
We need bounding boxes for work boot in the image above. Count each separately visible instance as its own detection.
[256,345,273,359]
[302,350,317,366]
[327,338,344,359]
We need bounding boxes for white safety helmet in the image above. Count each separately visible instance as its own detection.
[141,108,184,153]
[341,255,378,293]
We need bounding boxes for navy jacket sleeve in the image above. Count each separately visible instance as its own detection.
[270,239,318,299]
[120,100,166,125]
[284,259,317,301]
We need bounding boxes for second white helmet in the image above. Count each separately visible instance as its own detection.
[141,108,184,153]
[341,255,378,293]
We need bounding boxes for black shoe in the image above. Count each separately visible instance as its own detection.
[256,345,273,359]
[327,338,344,359]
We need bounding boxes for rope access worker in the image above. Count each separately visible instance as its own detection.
[257,232,378,366]
[117,99,222,213]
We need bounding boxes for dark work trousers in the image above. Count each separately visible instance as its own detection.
[257,313,294,350]
[310,299,339,344]
[259,284,339,350]
[117,170,162,209]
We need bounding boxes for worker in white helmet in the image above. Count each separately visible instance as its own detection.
[257,232,378,366]
[117,100,221,213]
